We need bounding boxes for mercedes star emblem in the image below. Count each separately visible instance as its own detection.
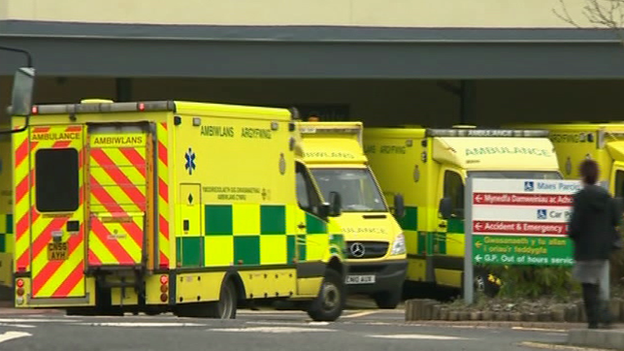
[350,242,365,258]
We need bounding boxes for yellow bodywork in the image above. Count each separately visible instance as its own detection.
[299,121,406,297]
[509,122,624,194]
[0,133,13,289]
[363,127,560,290]
[11,100,346,311]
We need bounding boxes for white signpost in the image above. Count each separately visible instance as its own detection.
[463,178,596,304]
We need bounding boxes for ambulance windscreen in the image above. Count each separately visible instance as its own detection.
[311,168,387,212]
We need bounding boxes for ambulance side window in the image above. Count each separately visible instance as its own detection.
[35,148,80,212]
[295,162,321,214]
[615,170,624,199]
[443,170,464,219]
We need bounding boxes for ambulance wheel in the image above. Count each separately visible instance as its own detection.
[306,269,345,322]
[206,279,237,319]
[373,289,401,309]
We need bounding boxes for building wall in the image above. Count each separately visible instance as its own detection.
[1,0,592,28]
[2,77,624,127]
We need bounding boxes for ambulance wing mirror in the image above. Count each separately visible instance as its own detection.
[393,193,405,219]
[4,67,35,134]
[439,197,453,220]
[326,191,342,218]
[11,67,35,117]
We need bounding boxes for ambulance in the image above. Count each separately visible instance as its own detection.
[0,134,13,292]
[0,64,35,295]
[8,95,348,320]
[298,121,407,309]
[509,122,624,196]
[363,126,562,296]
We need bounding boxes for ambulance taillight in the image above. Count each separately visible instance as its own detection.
[159,275,169,302]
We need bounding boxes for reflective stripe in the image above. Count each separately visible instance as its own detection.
[29,125,86,299]
[157,122,170,267]
[13,128,31,271]
[87,128,149,267]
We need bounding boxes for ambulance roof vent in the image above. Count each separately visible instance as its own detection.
[81,98,114,104]
[426,128,549,138]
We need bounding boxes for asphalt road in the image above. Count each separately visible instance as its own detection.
[0,304,567,351]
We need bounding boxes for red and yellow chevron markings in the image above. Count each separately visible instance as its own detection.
[87,131,149,267]
[27,125,86,298]
[157,122,169,268]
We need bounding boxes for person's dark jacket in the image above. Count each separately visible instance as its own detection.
[568,184,622,261]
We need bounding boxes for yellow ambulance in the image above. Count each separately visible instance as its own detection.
[298,121,407,309]
[0,134,13,291]
[9,96,348,321]
[509,123,624,196]
[363,126,562,296]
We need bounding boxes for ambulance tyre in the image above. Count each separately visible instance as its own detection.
[306,269,345,322]
[373,289,401,309]
[206,279,237,319]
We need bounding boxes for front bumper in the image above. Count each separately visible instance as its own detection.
[344,259,408,295]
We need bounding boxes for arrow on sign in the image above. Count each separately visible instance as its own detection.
[474,222,483,231]
[475,241,482,249]
[474,255,483,262]
[474,194,483,203]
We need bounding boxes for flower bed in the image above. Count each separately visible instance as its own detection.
[405,296,624,323]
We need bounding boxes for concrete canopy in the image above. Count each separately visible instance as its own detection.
[1,20,624,79]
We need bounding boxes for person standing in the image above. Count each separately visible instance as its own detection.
[568,159,622,329]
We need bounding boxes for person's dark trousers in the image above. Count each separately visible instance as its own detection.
[582,283,612,329]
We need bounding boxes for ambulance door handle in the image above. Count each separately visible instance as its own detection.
[298,223,306,230]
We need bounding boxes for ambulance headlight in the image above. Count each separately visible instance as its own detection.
[390,233,406,255]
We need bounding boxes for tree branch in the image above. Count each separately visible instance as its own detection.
[554,0,624,47]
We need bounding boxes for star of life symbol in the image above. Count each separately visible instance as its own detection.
[185,148,196,175]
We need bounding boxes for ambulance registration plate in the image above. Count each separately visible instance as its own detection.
[346,275,376,285]
[47,242,69,261]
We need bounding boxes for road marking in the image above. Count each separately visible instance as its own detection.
[208,326,335,333]
[512,327,567,333]
[238,310,304,314]
[0,331,31,344]
[76,322,206,327]
[368,334,471,340]
[0,318,77,323]
[344,311,378,319]
[0,323,36,328]
[519,341,608,351]
[246,321,330,327]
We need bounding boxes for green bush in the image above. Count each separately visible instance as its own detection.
[491,266,579,300]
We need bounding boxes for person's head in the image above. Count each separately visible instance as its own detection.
[579,159,599,185]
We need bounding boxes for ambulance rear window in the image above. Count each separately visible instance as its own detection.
[35,148,80,212]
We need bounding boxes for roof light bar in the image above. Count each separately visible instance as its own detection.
[299,127,360,135]
[425,128,549,138]
[25,100,176,115]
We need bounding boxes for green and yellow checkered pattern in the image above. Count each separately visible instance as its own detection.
[176,204,331,268]
[399,206,463,256]
[0,214,13,253]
